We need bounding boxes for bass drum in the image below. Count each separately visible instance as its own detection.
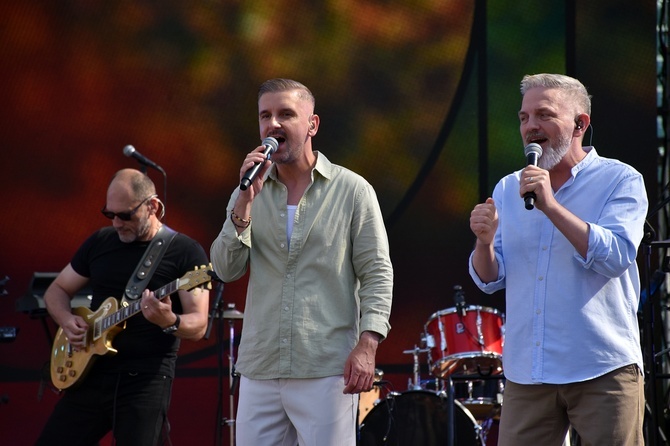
[358,390,483,446]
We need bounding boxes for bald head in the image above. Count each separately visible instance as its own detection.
[104,169,162,242]
[108,169,156,202]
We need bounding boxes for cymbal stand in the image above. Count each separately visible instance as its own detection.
[402,345,430,390]
[205,280,226,446]
[205,280,240,446]
[224,304,240,446]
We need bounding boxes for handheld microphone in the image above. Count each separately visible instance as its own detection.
[123,145,165,173]
[239,137,279,191]
[523,143,543,210]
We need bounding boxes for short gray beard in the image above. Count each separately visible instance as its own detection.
[538,133,571,170]
[117,217,152,243]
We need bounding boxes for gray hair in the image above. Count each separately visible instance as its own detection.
[520,73,591,115]
[258,78,315,109]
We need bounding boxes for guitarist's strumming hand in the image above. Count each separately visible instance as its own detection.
[61,314,89,351]
[140,289,178,331]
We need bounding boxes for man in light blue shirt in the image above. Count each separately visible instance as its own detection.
[469,73,647,445]
[211,78,393,446]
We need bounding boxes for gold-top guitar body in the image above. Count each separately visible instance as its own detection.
[50,265,212,390]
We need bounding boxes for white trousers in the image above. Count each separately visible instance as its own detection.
[236,375,358,446]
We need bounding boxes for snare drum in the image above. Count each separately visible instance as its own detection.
[358,390,484,446]
[424,306,504,378]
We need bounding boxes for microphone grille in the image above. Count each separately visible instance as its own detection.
[123,145,136,157]
[262,137,279,152]
[524,143,543,157]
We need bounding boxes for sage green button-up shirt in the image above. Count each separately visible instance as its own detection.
[211,152,393,379]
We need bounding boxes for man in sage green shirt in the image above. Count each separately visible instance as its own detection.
[210,78,393,445]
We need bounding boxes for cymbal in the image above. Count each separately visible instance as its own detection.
[223,309,244,320]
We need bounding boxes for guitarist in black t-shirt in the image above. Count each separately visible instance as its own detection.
[36,169,210,446]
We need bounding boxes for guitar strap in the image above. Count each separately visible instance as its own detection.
[123,225,178,300]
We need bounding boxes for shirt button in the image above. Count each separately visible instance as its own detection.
[538,276,544,281]
[542,246,548,251]
[284,306,289,311]
[536,341,540,346]
[280,243,285,248]
[536,309,541,314]
[282,338,288,343]
[280,213,286,217]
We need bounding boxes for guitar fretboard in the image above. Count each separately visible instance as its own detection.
[99,278,180,331]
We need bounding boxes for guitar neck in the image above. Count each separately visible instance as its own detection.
[101,278,180,330]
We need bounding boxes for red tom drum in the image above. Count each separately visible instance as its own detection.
[424,305,504,378]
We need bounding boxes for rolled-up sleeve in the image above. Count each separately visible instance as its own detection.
[210,189,252,283]
[576,173,647,278]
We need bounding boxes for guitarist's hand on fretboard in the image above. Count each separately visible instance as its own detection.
[140,289,177,329]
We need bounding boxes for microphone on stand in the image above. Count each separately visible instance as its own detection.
[123,145,168,222]
[123,145,165,173]
[453,285,466,317]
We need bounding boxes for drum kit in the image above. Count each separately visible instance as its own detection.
[358,298,506,446]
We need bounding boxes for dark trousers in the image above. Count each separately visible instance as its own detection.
[36,372,173,446]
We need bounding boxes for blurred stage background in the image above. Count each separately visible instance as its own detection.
[0,1,663,444]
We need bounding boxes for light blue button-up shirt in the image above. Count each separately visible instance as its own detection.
[211,152,393,379]
[469,147,648,384]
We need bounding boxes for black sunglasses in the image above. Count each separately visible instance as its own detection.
[101,194,157,221]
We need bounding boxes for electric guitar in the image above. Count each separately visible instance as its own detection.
[50,264,213,390]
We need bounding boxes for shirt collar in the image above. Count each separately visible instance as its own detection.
[570,146,597,178]
[268,150,333,183]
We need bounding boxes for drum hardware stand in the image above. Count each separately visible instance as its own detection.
[448,373,502,446]
[402,345,431,390]
[446,375,456,446]
[399,344,479,446]
[205,278,244,446]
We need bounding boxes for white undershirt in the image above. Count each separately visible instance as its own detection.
[286,205,297,248]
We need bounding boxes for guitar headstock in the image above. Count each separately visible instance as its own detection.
[177,264,214,291]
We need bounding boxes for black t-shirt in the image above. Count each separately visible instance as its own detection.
[70,226,209,377]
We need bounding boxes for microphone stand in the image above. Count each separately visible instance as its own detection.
[129,152,167,223]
